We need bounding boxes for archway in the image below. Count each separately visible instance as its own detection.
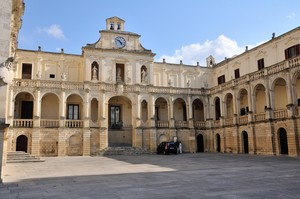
[16,135,28,152]
[273,78,287,110]
[216,134,221,152]
[197,134,204,152]
[254,84,266,113]
[108,96,132,147]
[242,131,249,154]
[278,128,288,155]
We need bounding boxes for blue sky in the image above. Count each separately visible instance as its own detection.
[18,0,299,65]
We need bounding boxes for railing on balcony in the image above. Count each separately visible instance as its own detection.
[225,117,233,126]
[213,120,220,127]
[254,112,265,122]
[13,119,33,128]
[155,121,169,128]
[65,120,83,128]
[194,121,206,129]
[239,115,248,125]
[40,119,59,128]
[274,109,288,119]
[175,121,188,128]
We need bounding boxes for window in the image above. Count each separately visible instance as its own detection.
[217,75,225,85]
[22,63,32,79]
[257,58,265,70]
[68,104,79,120]
[110,106,122,128]
[285,44,300,59]
[49,74,55,78]
[234,69,240,79]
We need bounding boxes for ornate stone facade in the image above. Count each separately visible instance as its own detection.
[4,16,300,159]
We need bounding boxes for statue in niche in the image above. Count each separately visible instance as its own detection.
[187,80,191,87]
[92,65,98,80]
[141,68,147,83]
[116,66,122,82]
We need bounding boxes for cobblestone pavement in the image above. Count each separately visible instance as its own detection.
[1,153,300,199]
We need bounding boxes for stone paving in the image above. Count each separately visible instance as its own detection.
[1,153,300,199]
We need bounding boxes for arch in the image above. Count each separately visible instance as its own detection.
[66,94,84,120]
[293,70,300,106]
[242,131,249,154]
[141,100,148,123]
[214,97,221,120]
[41,93,59,120]
[224,93,234,117]
[108,96,132,147]
[158,134,167,143]
[91,61,99,81]
[216,134,221,152]
[192,98,204,121]
[238,89,249,116]
[197,134,204,152]
[14,92,34,119]
[173,98,187,121]
[272,78,287,110]
[278,128,289,155]
[16,135,28,152]
[253,84,266,113]
[155,97,168,121]
[67,133,83,156]
[91,98,98,123]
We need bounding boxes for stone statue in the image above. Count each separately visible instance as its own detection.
[141,68,147,83]
[92,66,98,80]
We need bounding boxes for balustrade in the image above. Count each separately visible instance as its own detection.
[225,117,233,126]
[273,109,288,119]
[40,119,59,128]
[254,112,266,121]
[155,121,169,128]
[194,121,206,129]
[175,120,188,128]
[239,115,248,124]
[65,120,83,128]
[13,119,33,128]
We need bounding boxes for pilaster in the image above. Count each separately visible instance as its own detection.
[82,130,91,156]
[31,129,40,156]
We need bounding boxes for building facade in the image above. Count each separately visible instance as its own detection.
[4,16,300,158]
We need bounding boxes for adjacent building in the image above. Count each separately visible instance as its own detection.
[4,16,300,158]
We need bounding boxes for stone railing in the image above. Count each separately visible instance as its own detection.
[175,120,188,128]
[274,109,288,119]
[155,121,169,128]
[40,119,59,128]
[213,120,220,127]
[209,55,300,94]
[65,120,83,128]
[13,119,33,128]
[194,121,206,129]
[239,115,248,124]
[254,112,265,122]
[225,117,233,126]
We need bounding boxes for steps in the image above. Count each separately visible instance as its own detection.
[6,151,45,163]
[93,147,151,156]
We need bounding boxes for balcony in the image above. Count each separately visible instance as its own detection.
[194,121,206,129]
[175,121,188,128]
[40,119,59,128]
[155,121,169,128]
[13,119,33,128]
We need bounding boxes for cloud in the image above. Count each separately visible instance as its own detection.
[157,35,262,66]
[287,12,296,19]
[38,24,65,39]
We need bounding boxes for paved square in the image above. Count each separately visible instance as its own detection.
[1,153,300,199]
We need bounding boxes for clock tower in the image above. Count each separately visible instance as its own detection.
[82,17,155,85]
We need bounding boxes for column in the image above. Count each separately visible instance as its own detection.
[82,130,91,156]
[248,83,254,122]
[84,89,90,128]
[265,80,273,119]
[169,96,174,128]
[286,73,295,117]
[59,91,66,127]
[148,95,155,127]
[187,96,193,128]
[33,89,41,127]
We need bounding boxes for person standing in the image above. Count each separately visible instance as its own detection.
[179,141,182,154]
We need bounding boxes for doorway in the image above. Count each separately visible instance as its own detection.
[197,134,204,152]
[278,128,288,155]
[16,135,28,152]
[216,134,221,152]
[242,131,249,154]
[21,101,33,119]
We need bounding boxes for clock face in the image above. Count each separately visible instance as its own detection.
[115,36,126,48]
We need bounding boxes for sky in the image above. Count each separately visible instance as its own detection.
[18,0,300,66]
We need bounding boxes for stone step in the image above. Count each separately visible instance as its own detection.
[6,151,45,163]
[93,147,151,156]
